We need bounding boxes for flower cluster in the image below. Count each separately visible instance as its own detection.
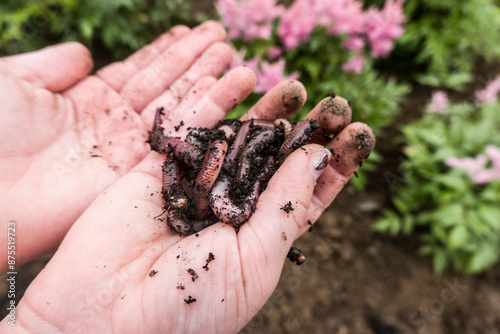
[426,90,449,113]
[277,0,405,54]
[215,0,406,92]
[215,0,283,41]
[436,76,500,184]
[446,146,500,184]
[476,74,500,106]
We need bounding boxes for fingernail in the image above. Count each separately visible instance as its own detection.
[309,147,332,179]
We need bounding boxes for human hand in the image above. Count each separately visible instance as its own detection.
[0,69,374,332]
[0,21,233,272]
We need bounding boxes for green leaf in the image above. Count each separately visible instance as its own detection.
[443,72,472,90]
[433,250,448,274]
[430,204,464,226]
[372,210,401,234]
[433,173,467,192]
[448,225,468,249]
[402,214,414,235]
[392,197,409,214]
[416,73,442,87]
[465,242,500,274]
[477,205,500,230]
[303,59,322,81]
[430,223,448,243]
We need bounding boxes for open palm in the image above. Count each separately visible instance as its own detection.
[2,71,374,333]
[0,21,233,270]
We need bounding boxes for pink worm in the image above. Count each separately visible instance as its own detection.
[193,140,228,219]
[210,173,260,228]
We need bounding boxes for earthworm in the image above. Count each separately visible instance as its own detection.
[185,128,204,148]
[252,119,277,131]
[236,129,277,182]
[256,155,277,183]
[210,172,260,228]
[166,209,209,236]
[278,119,319,164]
[223,120,251,170]
[160,154,195,236]
[148,107,167,153]
[218,124,236,139]
[193,140,228,219]
[149,110,328,264]
[223,119,276,171]
[163,137,202,168]
[148,108,202,168]
[273,118,293,137]
[161,154,188,210]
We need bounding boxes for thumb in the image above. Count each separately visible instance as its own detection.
[237,144,331,294]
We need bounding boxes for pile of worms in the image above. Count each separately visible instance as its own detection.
[148,107,319,264]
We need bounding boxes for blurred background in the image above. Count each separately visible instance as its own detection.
[1,0,500,333]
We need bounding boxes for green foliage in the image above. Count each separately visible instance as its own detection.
[0,0,196,59]
[373,100,500,274]
[373,0,500,90]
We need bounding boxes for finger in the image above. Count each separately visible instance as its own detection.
[305,95,352,146]
[241,80,307,121]
[97,25,191,91]
[303,123,375,235]
[237,144,332,290]
[0,42,93,92]
[141,76,217,133]
[167,66,257,130]
[140,42,233,125]
[120,21,227,112]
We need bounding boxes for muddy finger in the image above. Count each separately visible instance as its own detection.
[305,94,352,146]
[242,80,307,121]
[299,123,375,235]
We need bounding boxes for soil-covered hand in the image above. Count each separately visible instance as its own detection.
[0,21,233,272]
[0,68,374,332]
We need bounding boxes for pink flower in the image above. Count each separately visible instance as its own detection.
[446,146,500,184]
[427,91,449,113]
[344,36,365,51]
[486,145,500,168]
[277,0,317,49]
[216,0,283,41]
[254,58,300,93]
[475,75,500,106]
[474,146,500,183]
[342,53,364,74]
[313,0,365,36]
[445,155,488,182]
[364,0,405,57]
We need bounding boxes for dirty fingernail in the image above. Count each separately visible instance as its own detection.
[309,147,332,178]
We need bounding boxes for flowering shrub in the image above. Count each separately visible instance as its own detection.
[373,77,500,274]
[374,0,500,90]
[216,0,409,188]
[218,0,405,83]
